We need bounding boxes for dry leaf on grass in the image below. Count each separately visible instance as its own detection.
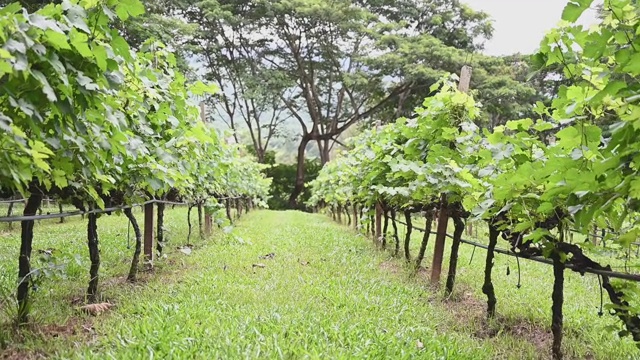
[252,263,266,268]
[82,324,95,333]
[79,302,115,316]
[177,246,192,255]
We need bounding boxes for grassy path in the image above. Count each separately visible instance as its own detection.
[2,210,636,359]
[66,210,490,359]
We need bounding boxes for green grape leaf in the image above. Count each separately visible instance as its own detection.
[92,45,108,71]
[30,70,57,102]
[45,29,71,50]
[115,0,145,21]
[111,34,131,60]
[562,0,595,22]
[70,31,93,58]
[630,178,640,199]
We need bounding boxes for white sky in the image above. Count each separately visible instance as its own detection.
[463,0,601,55]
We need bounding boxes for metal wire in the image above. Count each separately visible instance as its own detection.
[0,199,189,222]
[391,218,640,282]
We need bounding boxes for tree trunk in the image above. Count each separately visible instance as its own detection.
[7,201,14,230]
[552,248,564,360]
[187,204,193,244]
[17,193,42,323]
[403,210,412,261]
[87,213,100,303]
[415,212,434,270]
[225,198,232,223]
[125,208,142,282]
[445,216,465,296]
[317,138,331,165]
[370,215,374,236]
[482,223,499,318]
[375,202,383,246]
[602,275,640,341]
[289,135,310,207]
[256,148,265,164]
[391,209,399,256]
[337,205,342,224]
[365,213,369,234]
[382,211,389,250]
[156,203,165,255]
[58,202,64,224]
[552,222,565,360]
[198,202,204,239]
[346,205,351,226]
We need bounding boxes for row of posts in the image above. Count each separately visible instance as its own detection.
[142,202,214,262]
[144,101,215,261]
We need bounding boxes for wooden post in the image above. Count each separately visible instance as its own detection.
[200,102,213,234]
[458,65,472,93]
[199,101,207,123]
[374,120,383,244]
[204,208,212,237]
[143,203,154,261]
[353,204,358,229]
[429,65,472,286]
[430,194,449,285]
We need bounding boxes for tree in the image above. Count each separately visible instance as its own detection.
[228,0,495,205]
[119,0,196,73]
[146,0,293,163]
[131,0,495,205]
[0,0,58,11]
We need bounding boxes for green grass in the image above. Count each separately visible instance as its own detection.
[0,210,638,359]
[372,215,640,359]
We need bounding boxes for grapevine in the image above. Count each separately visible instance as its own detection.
[0,0,271,322]
[309,0,640,357]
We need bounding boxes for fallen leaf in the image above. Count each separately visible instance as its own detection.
[178,246,192,255]
[37,248,57,256]
[417,340,424,349]
[70,297,83,305]
[299,261,310,266]
[82,324,95,333]
[252,263,266,268]
[259,253,275,260]
[79,302,115,316]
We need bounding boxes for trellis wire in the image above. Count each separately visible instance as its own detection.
[0,196,245,223]
[387,217,640,283]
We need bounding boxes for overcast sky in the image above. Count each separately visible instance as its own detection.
[463,0,600,56]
